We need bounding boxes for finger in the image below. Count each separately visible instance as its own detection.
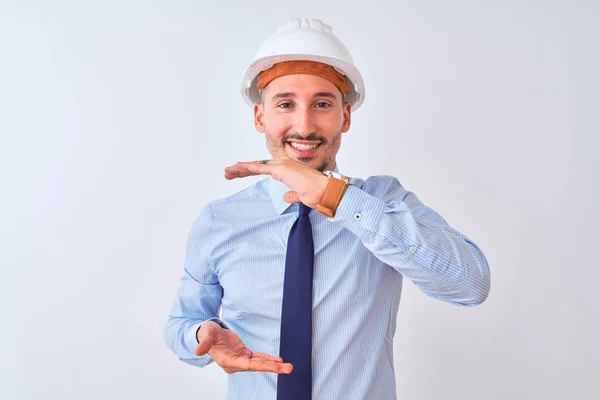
[245,162,275,175]
[224,162,275,180]
[219,354,284,374]
[283,191,301,204]
[251,352,284,363]
[238,348,253,358]
[244,357,294,374]
[194,334,214,357]
[223,165,244,180]
[253,159,272,165]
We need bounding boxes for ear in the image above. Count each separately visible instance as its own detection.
[341,101,351,133]
[254,102,265,133]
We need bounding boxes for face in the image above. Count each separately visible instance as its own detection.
[253,73,352,172]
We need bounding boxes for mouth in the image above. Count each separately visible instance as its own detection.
[286,140,322,157]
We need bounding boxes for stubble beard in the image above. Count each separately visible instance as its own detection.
[264,130,342,172]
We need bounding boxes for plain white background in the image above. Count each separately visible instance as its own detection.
[1,1,598,399]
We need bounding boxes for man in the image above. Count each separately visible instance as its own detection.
[164,17,490,400]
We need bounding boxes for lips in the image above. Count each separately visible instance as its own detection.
[287,141,321,157]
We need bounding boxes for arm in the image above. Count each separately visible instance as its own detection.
[329,176,491,307]
[163,205,293,374]
[222,158,490,306]
[163,205,224,367]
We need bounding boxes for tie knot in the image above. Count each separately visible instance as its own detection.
[298,203,311,217]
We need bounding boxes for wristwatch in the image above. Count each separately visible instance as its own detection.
[317,170,354,218]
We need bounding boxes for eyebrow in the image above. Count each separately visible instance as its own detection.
[271,91,338,102]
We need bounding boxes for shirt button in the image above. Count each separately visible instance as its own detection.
[409,246,417,253]
[354,213,362,220]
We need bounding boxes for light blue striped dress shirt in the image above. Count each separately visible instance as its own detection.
[164,165,491,400]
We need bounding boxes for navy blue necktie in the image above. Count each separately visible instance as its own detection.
[277,203,314,400]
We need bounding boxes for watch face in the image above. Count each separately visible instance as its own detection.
[324,170,354,184]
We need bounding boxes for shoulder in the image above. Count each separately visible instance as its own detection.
[209,177,270,207]
[193,177,270,221]
[185,178,270,260]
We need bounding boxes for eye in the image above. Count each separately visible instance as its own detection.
[315,102,332,108]
[277,102,293,109]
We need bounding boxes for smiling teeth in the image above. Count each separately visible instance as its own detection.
[290,142,319,150]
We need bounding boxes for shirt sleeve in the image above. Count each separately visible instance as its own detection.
[163,204,224,367]
[329,176,491,307]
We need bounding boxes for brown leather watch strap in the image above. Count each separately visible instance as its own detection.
[317,176,348,218]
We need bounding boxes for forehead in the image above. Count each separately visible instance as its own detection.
[262,74,341,98]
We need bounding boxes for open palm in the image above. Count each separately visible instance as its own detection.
[195,320,293,374]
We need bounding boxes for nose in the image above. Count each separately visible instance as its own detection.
[293,108,317,138]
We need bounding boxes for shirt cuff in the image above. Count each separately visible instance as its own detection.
[328,184,387,234]
[184,322,203,354]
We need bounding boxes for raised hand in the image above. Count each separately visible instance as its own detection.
[224,156,329,208]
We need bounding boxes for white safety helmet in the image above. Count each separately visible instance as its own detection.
[241,17,365,112]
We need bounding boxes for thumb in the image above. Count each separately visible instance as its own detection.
[283,191,300,203]
[194,329,215,357]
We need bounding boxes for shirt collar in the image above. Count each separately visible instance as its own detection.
[268,162,340,215]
